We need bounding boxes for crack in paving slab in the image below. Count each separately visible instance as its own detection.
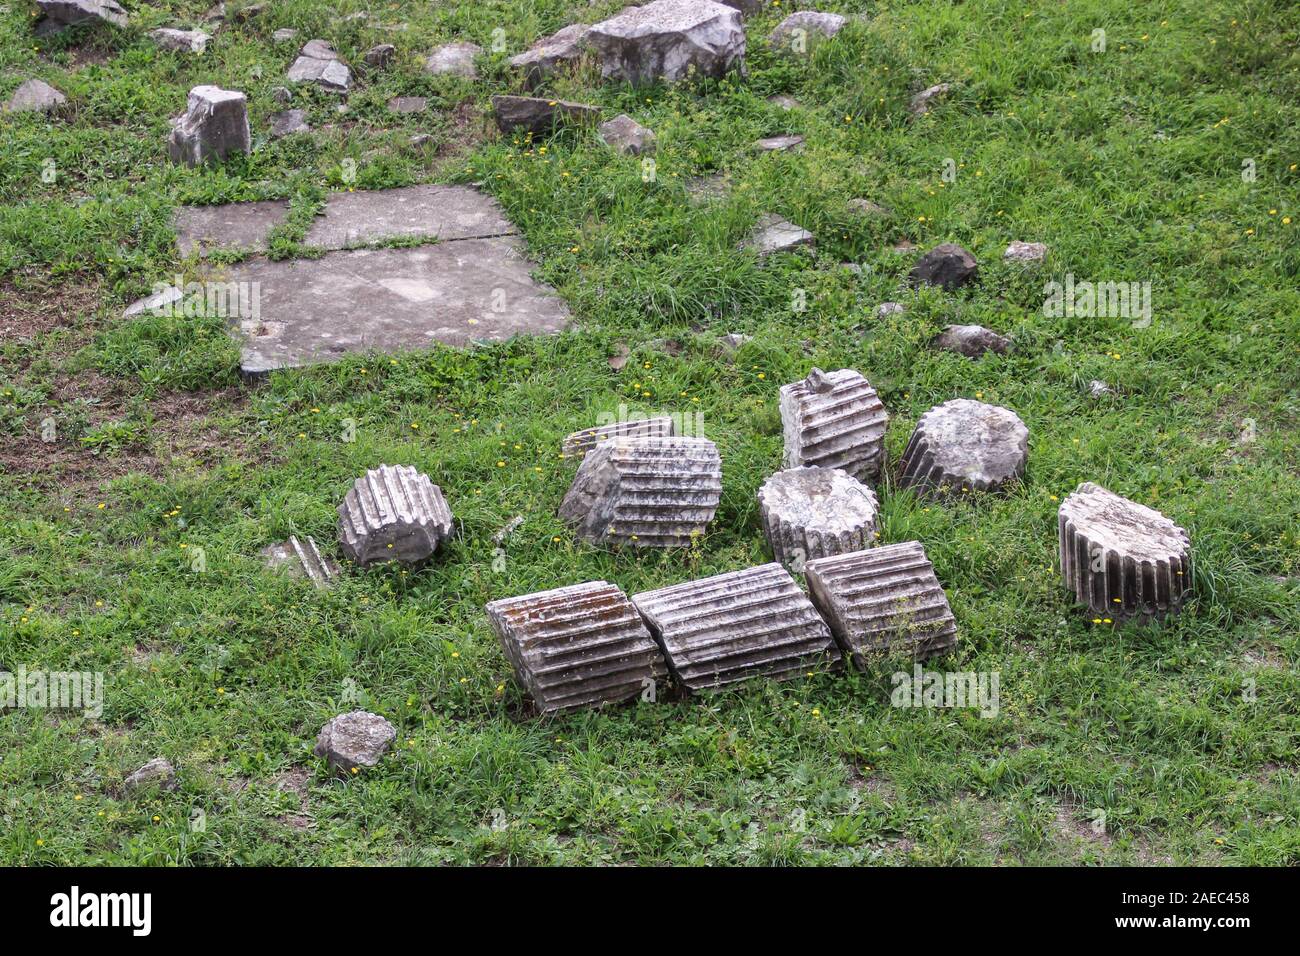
[174,185,569,378]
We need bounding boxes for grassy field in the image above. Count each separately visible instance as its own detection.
[1,0,1298,866]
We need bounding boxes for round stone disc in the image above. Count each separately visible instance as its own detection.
[758,466,880,565]
[898,399,1028,493]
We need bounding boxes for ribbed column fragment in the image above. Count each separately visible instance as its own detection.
[260,534,340,588]
[757,466,879,567]
[559,436,721,547]
[632,563,840,691]
[1058,482,1191,621]
[898,399,1028,495]
[806,541,958,666]
[779,368,889,481]
[561,416,675,460]
[487,581,668,713]
[337,464,454,566]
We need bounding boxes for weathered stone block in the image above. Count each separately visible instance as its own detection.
[313,711,396,772]
[425,42,481,77]
[806,542,958,665]
[559,436,721,547]
[510,23,590,87]
[3,79,66,114]
[897,399,1028,495]
[260,535,340,588]
[491,94,601,135]
[779,368,889,481]
[587,0,745,86]
[739,213,813,256]
[758,466,879,567]
[632,563,841,691]
[932,324,1011,357]
[561,416,675,459]
[287,40,351,93]
[487,581,668,713]
[910,242,977,289]
[598,114,657,155]
[1058,482,1191,621]
[337,464,454,566]
[166,86,251,167]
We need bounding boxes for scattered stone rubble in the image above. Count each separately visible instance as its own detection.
[755,134,803,152]
[909,82,951,116]
[898,399,1029,495]
[1058,482,1191,621]
[740,213,814,256]
[779,368,889,482]
[36,0,126,33]
[425,42,481,77]
[167,86,251,167]
[314,711,396,772]
[487,581,668,713]
[586,0,746,86]
[758,466,880,567]
[337,465,454,566]
[807,542,958,665]
[559,436,722,547]
[561,416,676,459]
[632,563,841,691]
[1004,240,1047,263]
[150,28,210,53]
[769,11,846,48]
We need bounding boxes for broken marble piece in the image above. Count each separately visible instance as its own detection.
[337,464,454,566]
[598,113,656,155]
[559,436,721,548]
[755,133,803,152]
[897,399,1028,495]
[272,28,298,43]
[910,242,978,290]
[758,466,879,567]
[562,416,676,459]
[166,85,251,167]
[35,0,126,31]
[632,563,841,691]
[363,43,395,68]
[1058,482,1192,622]
[150,27,210,53]
[313,711,396,772]
[123,284,183,318]
[768,94,799,110]
[909,82,951,116]
[487,581,668,713]
[587,0,745,86]
[3,79,66,114]
[779,368,889,482]
[287,39,351,93]
[875,301,905,319]
[260,535,339,588]
[387,96,427,114]
[268,108,310,138]
[1004,240,1047,263]
[491,94,600,135]
[123,757,177,793]
[720,332,751,350]
[425,41,481,77]
[1088,379,1114,398]
[806,541,958,665]
[932,324,1010,357]
[510,23,591,86]
[740,213,814,257]
[768,10,846,49]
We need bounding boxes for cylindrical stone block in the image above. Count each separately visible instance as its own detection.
[558,436,722,547]
[897,398,1028,494]
[561,415,675,460]
[779,368,889,481]
[631,563,841,691]
[337,464,454,566]
[757,466,879,567]
[805,541,958,665]
[1058,481,1192,622]
[487,580,668,713]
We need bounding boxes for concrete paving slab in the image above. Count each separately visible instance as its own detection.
[302,184,518,249]
[174,199,290,257]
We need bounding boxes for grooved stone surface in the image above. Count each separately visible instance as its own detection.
[633,563,840,690]
[487,580,668,713]
[561,416,676,459]
[806,541,958,665]
[559,436,721,547]
[227,237,570,376]
[1058,482,1191,621]
[758,466,879,566]
[779,368,889,481]
[898,399,1028,494]
[587,0,746,86]
[337,464,454,566]
[313,711,396,772]
[260,534,340,588]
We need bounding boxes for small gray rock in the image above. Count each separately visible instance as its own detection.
[123,285,183,318]
[848,197,890,217]
[769,11,846,49]
[387,96,427,115]
[261,535,338,587]
[271,86,292,104]
[755,134,803,152]
[768,94,800,110]
[720,332,751,350]
[932,324,1010,357]
[491,94,600,135]
[909,82,951,116]
[1088,379,1114,398]
[1004,240,1047,263]
[35,0,127,31]
[875,302,905,319]
[287,40,351,93]
[510,23,591,87]
[598,113,656,155]
[910,242,978,290]
[123,758,177,793]
[3,79,66,114]
[364,43,395,68]
[272,28,298,43]
[269,108,310,138]
[313,711,396,773]
[425,41,481,77]
[151,27,211,53]
[740,213,814,257]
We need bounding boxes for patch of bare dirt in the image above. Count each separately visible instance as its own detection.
[0,276,103,350]
[274,767,314,829]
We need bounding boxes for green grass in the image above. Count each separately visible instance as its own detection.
[1,0,1298,865]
